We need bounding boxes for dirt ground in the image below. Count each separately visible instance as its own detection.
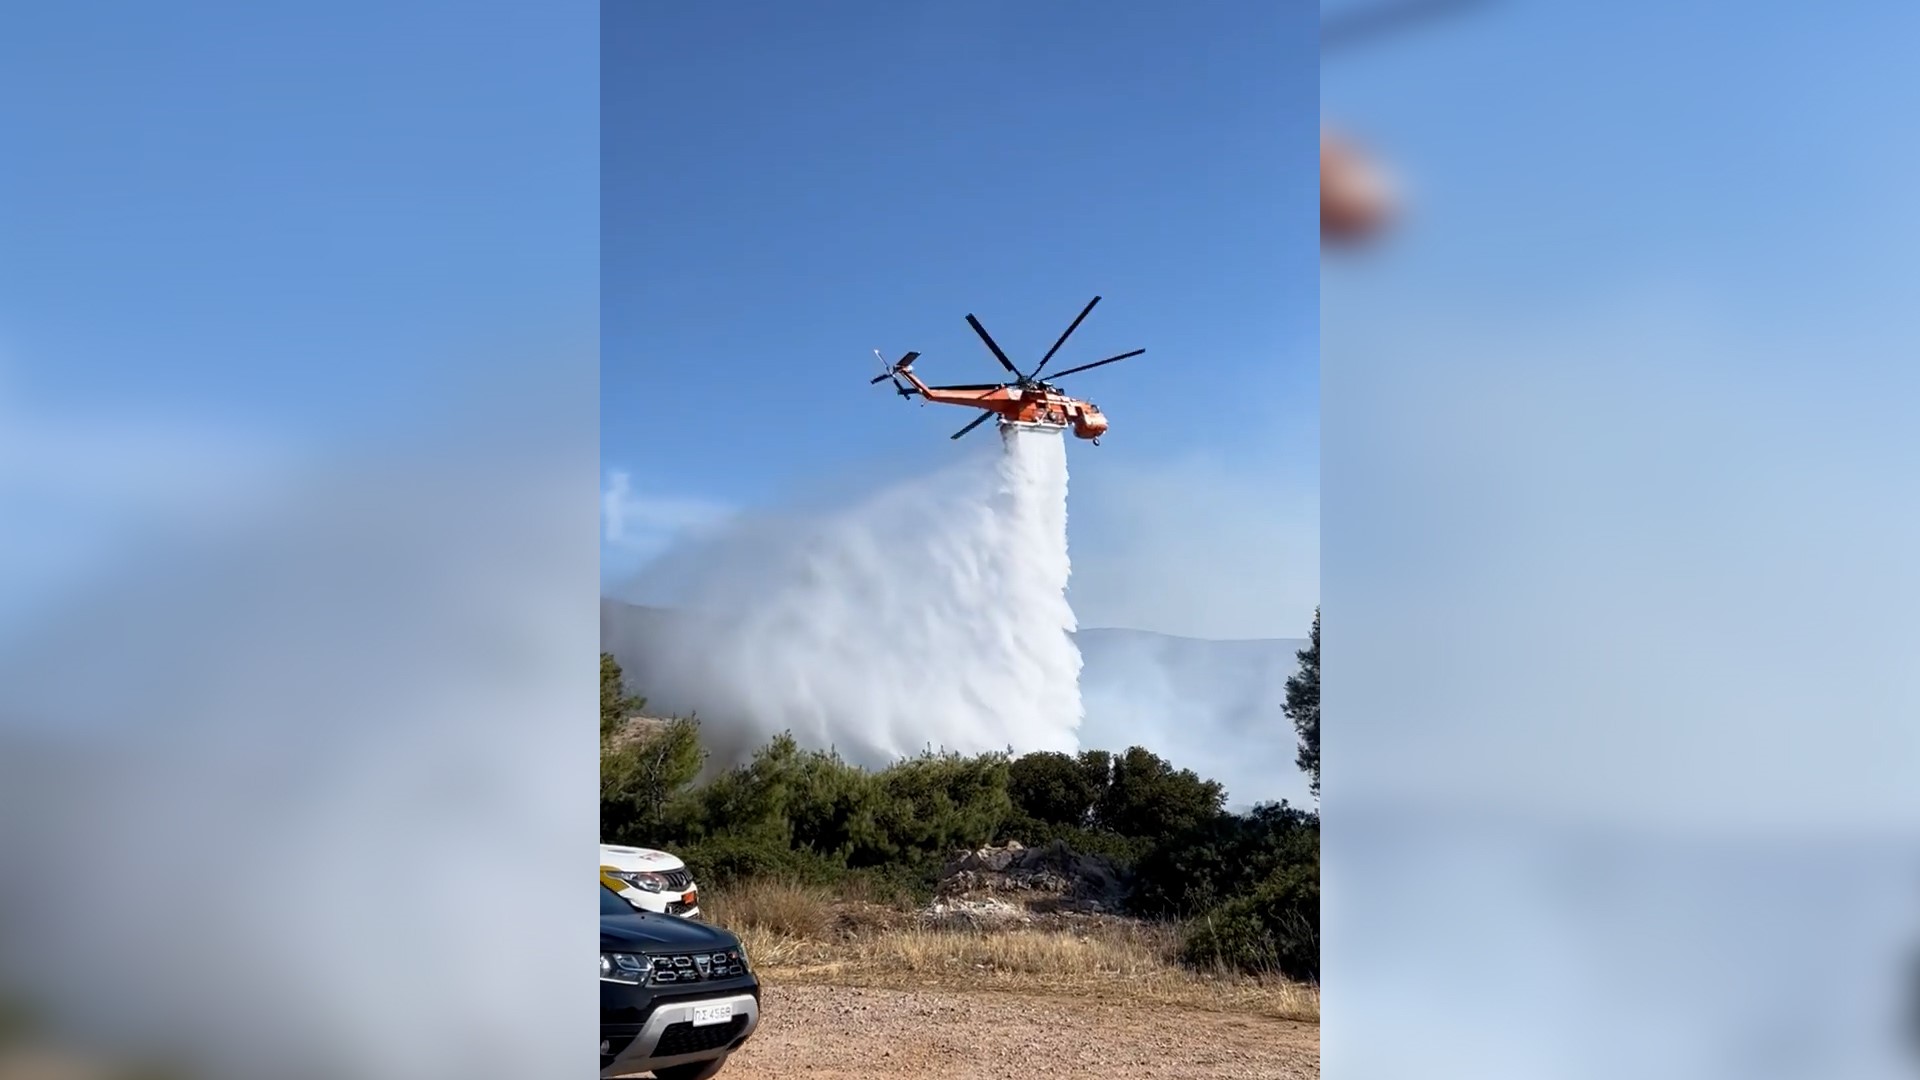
[704,982,1318,1080]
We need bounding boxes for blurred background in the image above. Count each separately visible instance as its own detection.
[0,4,599,1078]
[1322,1,1920,1077]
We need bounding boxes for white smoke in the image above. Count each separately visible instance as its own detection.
[620,425,1083,767]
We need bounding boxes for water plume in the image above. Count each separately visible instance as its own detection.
[617,424,1082,767]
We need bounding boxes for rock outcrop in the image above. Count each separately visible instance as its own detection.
[934,839,1126,914]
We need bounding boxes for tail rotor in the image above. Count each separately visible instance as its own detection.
[871,349,920,396]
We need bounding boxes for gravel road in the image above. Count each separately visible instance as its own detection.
[697,982,1318,1080]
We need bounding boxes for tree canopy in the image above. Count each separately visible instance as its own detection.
[1283,608,1320,798]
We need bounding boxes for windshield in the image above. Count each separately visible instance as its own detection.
[601,885,638,916]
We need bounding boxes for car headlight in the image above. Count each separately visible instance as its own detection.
[600,952,653,984]
[609,871,670,893]
[735,944,749,972]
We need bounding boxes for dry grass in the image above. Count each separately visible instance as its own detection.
[702,878,838,939]
[702,879,1319,1023]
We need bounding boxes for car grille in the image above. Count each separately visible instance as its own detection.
[660,868,694,891]
[655,1016,748,1057]
[649,950,746,985]
[666,900,697,917]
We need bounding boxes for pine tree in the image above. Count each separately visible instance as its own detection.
[601,652,645,740]
[1283,608,1319,798]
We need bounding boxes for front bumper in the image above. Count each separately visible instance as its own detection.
[600,992,759,1078]
[615,885,702,919]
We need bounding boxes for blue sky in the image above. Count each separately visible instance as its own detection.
[0,3,597,632]
[602,1,1320,637]
[0,3,595,424]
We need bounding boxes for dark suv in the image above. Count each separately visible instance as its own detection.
[600,884,761,1079]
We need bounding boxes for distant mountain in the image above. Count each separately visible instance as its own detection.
[598,599,677,671]
[599,598,1312,809]
[1073,625,1311,810]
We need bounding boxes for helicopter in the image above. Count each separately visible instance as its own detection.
[870,295,1144,443]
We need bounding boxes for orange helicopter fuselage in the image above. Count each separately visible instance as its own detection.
[900,373,1108,441]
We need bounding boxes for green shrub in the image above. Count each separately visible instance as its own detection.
[863,750,1012,864]
[1006,750,1103,827]
[1130,801,1317,918]
[1094,746,1225,841]
[599,652,1320,970]
[840,861,938,905]
[994,816,1155,869]
[601,717,705,845]
[675,834,844,889]
[1180,856,1319,982]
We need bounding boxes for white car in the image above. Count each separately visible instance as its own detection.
[600,843,701,918]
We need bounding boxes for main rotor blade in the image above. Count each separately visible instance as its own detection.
[965,314,1020,375]
[1322,0,1490,52]
[1029,295,1101,380]
[950,411,994,441]
[869,372,894,384]
[1048,348,1145,379]
[929,383,1009,391]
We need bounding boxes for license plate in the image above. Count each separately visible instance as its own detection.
[690,1003,733,1027]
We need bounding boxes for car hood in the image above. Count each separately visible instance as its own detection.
[599,844,686,873]
[601,910,740,952]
